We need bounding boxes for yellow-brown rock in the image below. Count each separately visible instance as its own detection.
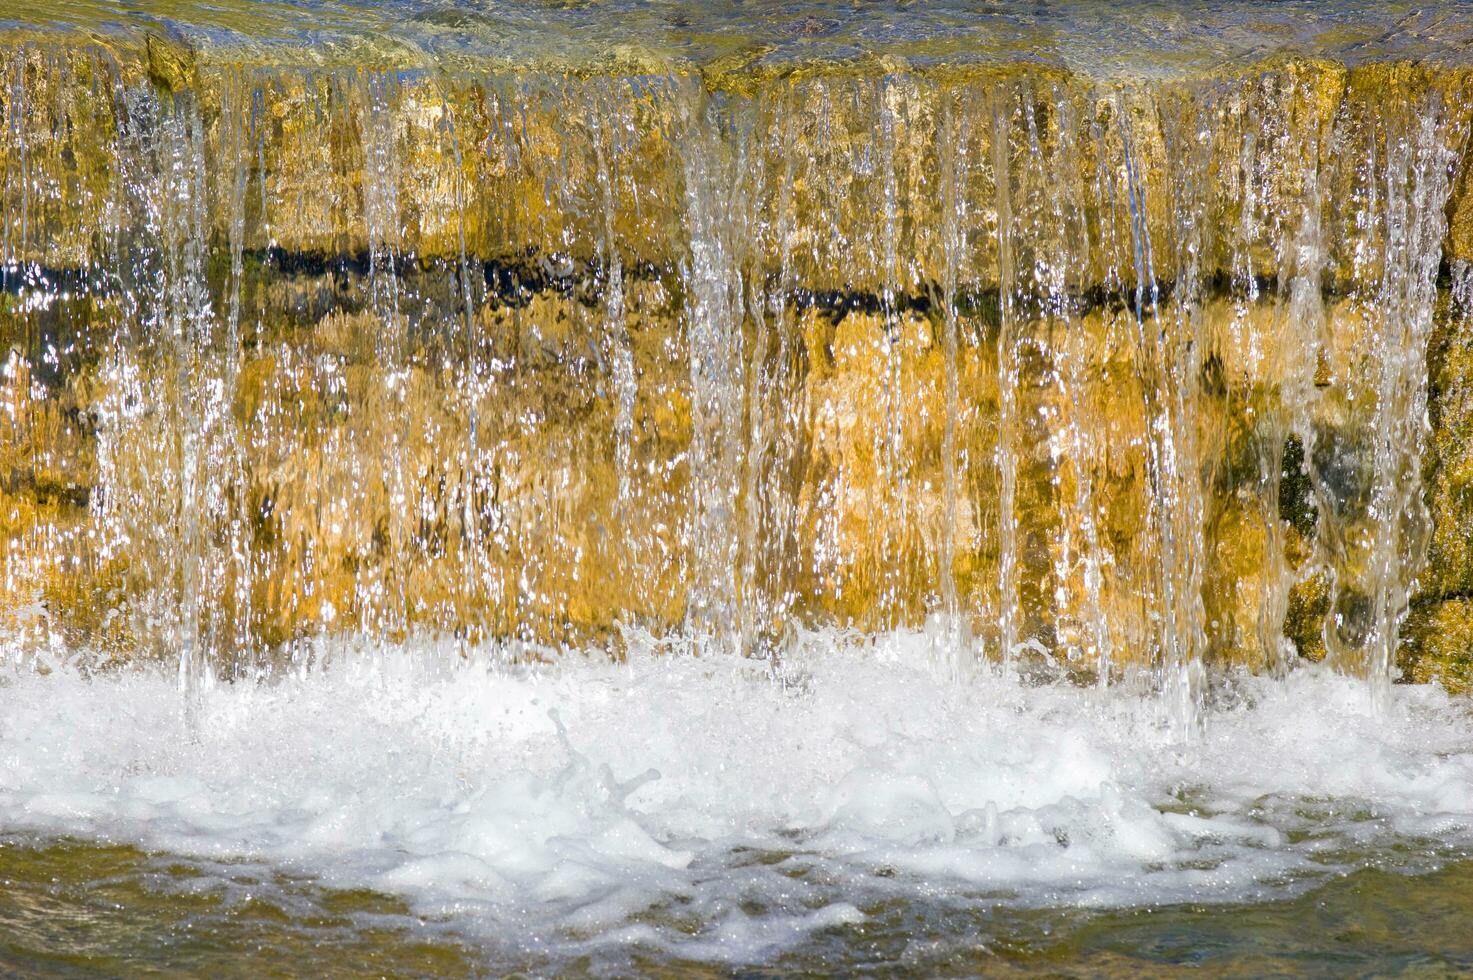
[0,31,1471,691]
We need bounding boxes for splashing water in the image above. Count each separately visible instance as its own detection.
[4,632,1473,968]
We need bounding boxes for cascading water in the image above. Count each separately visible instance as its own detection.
[4,4,1473,971]
[4,57,1464,702]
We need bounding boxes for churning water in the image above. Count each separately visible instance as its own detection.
[4,633,1473,971]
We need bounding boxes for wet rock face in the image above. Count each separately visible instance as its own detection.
[1,34,1472,691]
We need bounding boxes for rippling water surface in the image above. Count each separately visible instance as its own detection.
[5,834,1473,975]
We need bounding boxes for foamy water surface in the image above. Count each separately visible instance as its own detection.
[2,631,1472,966]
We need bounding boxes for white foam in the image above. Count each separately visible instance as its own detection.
[2,630,1472,963]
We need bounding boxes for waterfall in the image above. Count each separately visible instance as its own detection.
[1,44,1470,727]
[12,9,1473,970]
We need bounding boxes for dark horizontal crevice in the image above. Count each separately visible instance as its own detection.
[4,251,1463,329]
[0,262,110,297]
[255,249,1470,325]
[258,246,676,307]
[1,467,90,509]
[792,285,934,320]
[256,246,1241,325]
[1409,588,1473,612]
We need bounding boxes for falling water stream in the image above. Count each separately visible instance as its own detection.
[4,2,1473,973]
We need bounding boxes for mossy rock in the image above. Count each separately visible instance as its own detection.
[1402,600,1473,693]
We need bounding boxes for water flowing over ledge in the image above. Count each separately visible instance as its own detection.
[5,31,1473,707]
[10,1,1473,76]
